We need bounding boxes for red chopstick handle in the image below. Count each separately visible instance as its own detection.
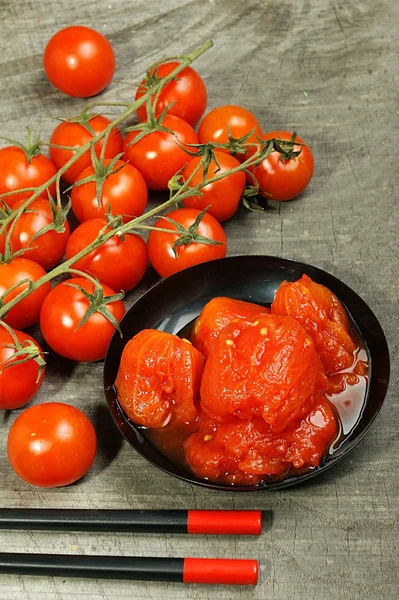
[183,558,259,585]
[187,510,262,535]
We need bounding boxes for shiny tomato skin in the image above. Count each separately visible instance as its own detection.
[123,115,198,191]
[0,328,45,410]
[50,115,123,184]
[191,297,270,359]
[135,61,207,127]
[246,131,314,201]
[7,402,97,487]
[71,159,148,223]
[271,274,356,375]
[40,277,125,362]
[198,105,262,155]
[181,151,246,222]
[0,258,51,329]
[0,146,56,208]
[65,218,148,293]
[116,329,204,428]
[148,208,227,278]
[0,198,70,270]
[43,26,115,98]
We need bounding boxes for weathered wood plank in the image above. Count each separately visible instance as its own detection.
[0,0,398,598]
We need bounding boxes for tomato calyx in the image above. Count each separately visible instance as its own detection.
[214,125,260,158]
[0,128,44,163]
[0,194,71,263]
[272,132,304,162]
[159,207,225,257]
[67,147,125,208]
[123,102,178,145]
[65,269,125,335]
[0,321,46,379]
[59,107,98,136]
[30,194,72,243]
[140,58,182,90]
[173,143,223,186]
[242,184,265,213]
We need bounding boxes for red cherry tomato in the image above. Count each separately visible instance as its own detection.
[50,115,123,184]
[181,151,246,222]
[0,198,70,270]
[135,61,207,127]
[246,131,314,201]
[40,277,126,362]
[0,327,45,410]
[0,258,51,329]
[7,403,97,487]
[123,115,198,191]
[0,146,56,208]
[198,105,262,156]
[71,160,147,223]
[147,208,227,278]
[43,26,115,98]
[65,218,148,292]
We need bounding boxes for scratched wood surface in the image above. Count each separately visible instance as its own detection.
[0,0,398,598]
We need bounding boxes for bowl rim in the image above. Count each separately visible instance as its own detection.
[103,254,390,492]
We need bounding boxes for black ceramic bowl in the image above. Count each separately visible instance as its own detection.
[104,255,390,491]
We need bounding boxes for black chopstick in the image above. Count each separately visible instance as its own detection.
[0,553,259,585]
[0,508,262,535]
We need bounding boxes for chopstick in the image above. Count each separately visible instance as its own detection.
[0,553,259,585]
[0,508,262,535]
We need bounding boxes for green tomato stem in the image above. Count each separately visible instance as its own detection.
[0,40,274,323]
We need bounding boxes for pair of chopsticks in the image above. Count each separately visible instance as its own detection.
[0,509,261,586]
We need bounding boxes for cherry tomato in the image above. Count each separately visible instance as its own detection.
[65,218,148,293]
[71,160,148,223]
[50,115,123,184]
[182,151,246,222]
[0,146,56,208]
[198,105,262,156]
[116,330,204,428]
[43,26,115,98]
[0,327,45,410]
[246,131,314,201]
[0,198,70,270]
[147,208,227,278]
[7,402,97,487]
[40,277,126,362]
[135,61,207,127]
[0,258,51,329]
[123,115,198,191]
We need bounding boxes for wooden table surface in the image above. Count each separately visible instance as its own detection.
[0,0,398,598]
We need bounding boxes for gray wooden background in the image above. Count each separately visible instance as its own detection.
[0,0,398,598]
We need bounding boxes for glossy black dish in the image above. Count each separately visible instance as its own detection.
[103,255,390,491]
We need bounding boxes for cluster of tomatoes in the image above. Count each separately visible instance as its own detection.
[0,26,315,489]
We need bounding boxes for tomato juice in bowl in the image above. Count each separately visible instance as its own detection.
[104,255,389,491]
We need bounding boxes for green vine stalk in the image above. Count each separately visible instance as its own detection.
[0,39,275,324]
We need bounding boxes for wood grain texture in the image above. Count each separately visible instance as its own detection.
[0,0,398,598]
